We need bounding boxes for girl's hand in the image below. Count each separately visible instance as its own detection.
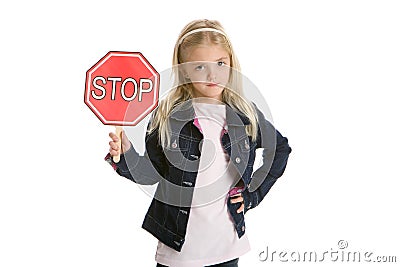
[230,193,244,213]
[108,130,131,157]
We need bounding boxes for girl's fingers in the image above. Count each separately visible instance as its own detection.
[109,132,119,142]
[237,203,244,213]
[109,141,115,149]
[109,148,118,156]
[109,131,130,155]
[109,141,119,151]
[229,193,244,213]
[230,195,243,204]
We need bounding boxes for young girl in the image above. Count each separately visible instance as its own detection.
[106,19,291,267]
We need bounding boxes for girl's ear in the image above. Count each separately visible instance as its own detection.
[178,63,191,80]
[180,68,190,79]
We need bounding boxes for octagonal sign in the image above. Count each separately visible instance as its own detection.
[84,51,159,126]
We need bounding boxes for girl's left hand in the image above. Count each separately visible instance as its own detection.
[230,193,244,213]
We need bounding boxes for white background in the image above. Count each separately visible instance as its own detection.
[1,0,399,266]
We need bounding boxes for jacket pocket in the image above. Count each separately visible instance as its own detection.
[163,136,189,169]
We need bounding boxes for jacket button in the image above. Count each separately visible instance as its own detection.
[235,157,241,164]
[171,142,177,148]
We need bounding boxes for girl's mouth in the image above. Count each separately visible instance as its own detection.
[206,82,219,87]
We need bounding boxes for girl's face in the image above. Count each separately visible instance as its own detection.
[183,44,231,101]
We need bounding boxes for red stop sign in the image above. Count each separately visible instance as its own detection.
[84,51,159,126]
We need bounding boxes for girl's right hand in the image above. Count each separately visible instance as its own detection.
[109,130,131,157]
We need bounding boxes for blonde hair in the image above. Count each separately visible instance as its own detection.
[148,19,259,147]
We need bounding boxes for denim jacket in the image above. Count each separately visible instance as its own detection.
[105,100,291,252]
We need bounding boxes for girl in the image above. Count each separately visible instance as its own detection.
[106,19,291,267]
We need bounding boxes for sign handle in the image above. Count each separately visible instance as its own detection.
[113,126,123,163]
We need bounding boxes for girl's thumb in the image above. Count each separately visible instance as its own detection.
[121,130,128,143]
[120,130,131,152]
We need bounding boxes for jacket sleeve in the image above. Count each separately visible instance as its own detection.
[104,113,168,185]
[241,105,292,213]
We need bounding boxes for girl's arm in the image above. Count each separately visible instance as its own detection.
[105,121,167,185]
[241,105,292,213]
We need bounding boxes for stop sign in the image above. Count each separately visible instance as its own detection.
[84,51,159,126]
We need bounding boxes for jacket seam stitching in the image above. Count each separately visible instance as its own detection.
[147,214,183,238]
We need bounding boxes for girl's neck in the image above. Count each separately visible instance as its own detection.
[192,97,224,105]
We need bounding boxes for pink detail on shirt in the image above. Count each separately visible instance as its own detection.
[193,117,203,134]
[221,126,228,139]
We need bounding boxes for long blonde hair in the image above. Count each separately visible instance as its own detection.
[148,19,259,147]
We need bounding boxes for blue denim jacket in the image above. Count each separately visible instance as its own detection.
[105,100,291,252]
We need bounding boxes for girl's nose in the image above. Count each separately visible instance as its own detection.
[207,67,217,82]
[207,73,216,82]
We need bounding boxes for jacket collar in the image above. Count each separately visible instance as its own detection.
[169,99,250,126]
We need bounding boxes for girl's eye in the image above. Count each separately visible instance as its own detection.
[195,65,205,71]
[217,61,225,67]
